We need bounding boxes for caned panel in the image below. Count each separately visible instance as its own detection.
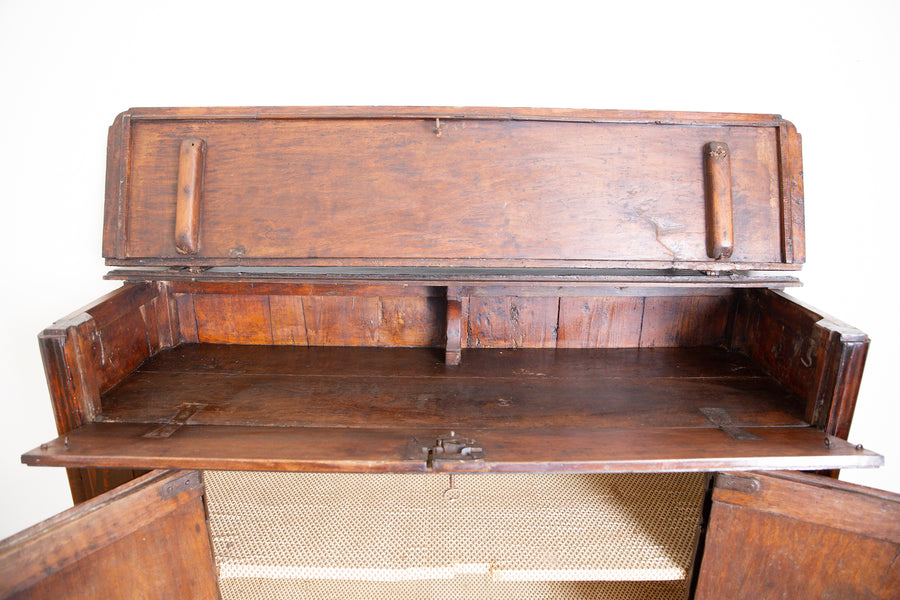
[205,471,706,600]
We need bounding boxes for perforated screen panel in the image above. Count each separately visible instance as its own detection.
[204,471,706,600]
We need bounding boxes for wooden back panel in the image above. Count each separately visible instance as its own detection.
[104,107,804,269]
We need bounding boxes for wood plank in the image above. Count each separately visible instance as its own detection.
[230,295,273,344]
[174,293,198,343]
[467,296,559,348]
[695,471,900,599]
[166,279,444,296]
[108,267,801,287]
[192,293,275,344]
[102,111,130,259]
[124,106,786,124]
[784,121,806,262]
[96,344,799,434]
[22,423,882,474]
[76,467,143,504]
[94,307,151,393]
[154,282,178,348]
[302,296,442,347]
[193,293,237,343]
[696,504,899,599]
[268,295,308,345]
[99,371,807,430]
[46,283,158,333]
[711,471,900,541]
[557,297,644,347]
[375,296,445,347]
[134,345,769,380]
[0,470,218,600]
[39,285,161,502]
[140,299,160,353]
[640,295,731,347]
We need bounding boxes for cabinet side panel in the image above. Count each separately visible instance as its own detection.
[731,290,869,437]
[38,284,164,502]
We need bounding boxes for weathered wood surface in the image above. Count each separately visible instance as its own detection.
[38,283,171,502]
[23,422,880,474]
[695,471,900,599]
[96,345,806,430]
[172,290,734,349]
[173,138,206,255]
[0,470,218,600]
[731,289,869,438]
[704,141,734,259]
[104,108,800,270]
[105,266,803,288]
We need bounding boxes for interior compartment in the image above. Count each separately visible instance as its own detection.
[26,279,879,484]
[203,470,708,600]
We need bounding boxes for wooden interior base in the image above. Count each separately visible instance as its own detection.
[25,344,880,473]
[100,345,805,430]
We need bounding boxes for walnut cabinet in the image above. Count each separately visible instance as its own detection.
[3,107,895,599]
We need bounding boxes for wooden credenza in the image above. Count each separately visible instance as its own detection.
[2,107,897,599]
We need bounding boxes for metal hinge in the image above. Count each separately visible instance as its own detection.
[405,432,485,471]
[716,473,761,494]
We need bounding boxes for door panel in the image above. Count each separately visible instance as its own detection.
[0,470,218,600]
[695,471,900,599]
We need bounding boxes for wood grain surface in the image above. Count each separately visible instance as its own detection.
[23,423,881,474]
[104,108,799,269]
[0,470,217,600]
[695,471,900,599]
[96,345,806,430]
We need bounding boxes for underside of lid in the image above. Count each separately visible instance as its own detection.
[103,107,805,272]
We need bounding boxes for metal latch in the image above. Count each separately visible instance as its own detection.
[405,431,485,471]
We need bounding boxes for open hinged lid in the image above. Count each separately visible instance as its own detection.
[103,107,805,278]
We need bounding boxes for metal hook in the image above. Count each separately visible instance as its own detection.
[443,473,460,503]
[434,118,442,137]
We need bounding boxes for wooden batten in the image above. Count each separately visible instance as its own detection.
[445,292,463,366]
[704,142,734,260]
[174,138,206,255]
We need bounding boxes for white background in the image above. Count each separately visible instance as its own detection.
[1,0,898,538]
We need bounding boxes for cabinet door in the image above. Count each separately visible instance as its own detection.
[0,470,218,600]
[695,470,900,599]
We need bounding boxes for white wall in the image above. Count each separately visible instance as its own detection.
[1,0,898,537]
